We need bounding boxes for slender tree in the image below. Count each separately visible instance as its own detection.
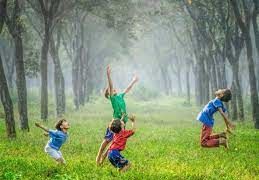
[4,0,29,130]
[230,0,259,128]
[0,0,16,138]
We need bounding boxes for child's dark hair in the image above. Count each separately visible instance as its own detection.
[55,119,67,131]
[110,119,122,133]
[215,89,232,102]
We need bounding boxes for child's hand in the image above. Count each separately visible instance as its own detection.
[107,65,111,75]
[43,132,49,137]
[132,74,139,82]
[35,122,41,127]
[129,114,136,122]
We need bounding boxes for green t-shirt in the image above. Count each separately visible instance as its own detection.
[110,93,128,123]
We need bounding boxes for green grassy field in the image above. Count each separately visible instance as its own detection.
[0,96,258,180]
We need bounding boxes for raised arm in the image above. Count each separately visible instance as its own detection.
[218,108,235,129]
[35,122,49,133]
[106,65,113,96]
[129,115,136,132]
[123,74,139,94]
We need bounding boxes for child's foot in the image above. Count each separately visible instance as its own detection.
[219,132,227,139]
[219,138,229,149]
[119,163,131,172]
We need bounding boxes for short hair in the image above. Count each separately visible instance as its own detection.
[110,119,122,133]
[55,119,67,131]
[215,89,232,102]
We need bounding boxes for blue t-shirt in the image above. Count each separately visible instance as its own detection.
[48,130,68,150]
[197,98,227,127]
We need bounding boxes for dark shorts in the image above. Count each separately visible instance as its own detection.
[108,150,129,169]
[104,127,114,141]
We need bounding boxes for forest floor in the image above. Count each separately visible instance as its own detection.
[0,96,258,180]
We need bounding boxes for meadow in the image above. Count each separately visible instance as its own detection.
[0,96,258,180]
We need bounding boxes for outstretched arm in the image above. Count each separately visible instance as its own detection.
[35,122,49,133]
[218,108,235,129]
[106,65,113,96]
[123,74,138,94]
[129,115,136,132]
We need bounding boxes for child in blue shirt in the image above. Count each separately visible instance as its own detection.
[197,89,235,148]
[35,119,70,164]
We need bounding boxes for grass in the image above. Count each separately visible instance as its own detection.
[0,96,258,180]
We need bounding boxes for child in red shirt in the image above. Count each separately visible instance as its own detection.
[105,116,136,172]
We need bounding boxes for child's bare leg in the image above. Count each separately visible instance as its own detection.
[96,139,110,165]
[209,132,227,139]
[100,147,109,164]
[119,163,131,172]
[219,138,229,149]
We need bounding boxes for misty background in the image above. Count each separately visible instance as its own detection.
[1,0,259,138]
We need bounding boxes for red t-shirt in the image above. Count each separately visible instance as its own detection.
[109,129,134,151]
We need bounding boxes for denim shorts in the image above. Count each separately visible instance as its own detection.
[44,144,65,163]
[108,149,129,169]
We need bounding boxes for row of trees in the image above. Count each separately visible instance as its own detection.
[0,0,141,137]
[136,0,258,128]
[180,0,259,128]
[0,0,259,138]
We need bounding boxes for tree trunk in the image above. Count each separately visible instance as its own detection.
[13,35,29,130]
[40,23,50,120]
[176,68,182,96]
[5,0,29,130]
[233,62,244,120]
[245,34,259,126]
[38,0,61,120]
[6,56,15,90]
[79,46,85,105]
[160,65,170,95]
[186,63,191,104]
[210,57,218,95]
[252,0,259,94]
[50,31,66,117]
[83,45,90,103]
[231,78,238,121]
[2,46,15,90]
[204,53,211,102]
[78,23,86,105]
[54,58,65,117]
[193,65,200,105]
[231,0,259,128]
[0,54,16,138]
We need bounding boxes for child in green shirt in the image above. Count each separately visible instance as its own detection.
[96,65,138,165]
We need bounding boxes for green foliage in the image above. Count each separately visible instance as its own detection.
[0,97,258,179]
[24,50,40,78]
[1,171,22,180]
